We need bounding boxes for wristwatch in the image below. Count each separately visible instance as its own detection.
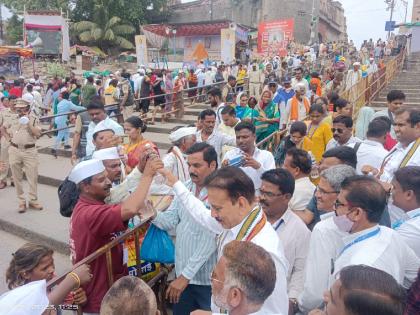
[289,298,299,314]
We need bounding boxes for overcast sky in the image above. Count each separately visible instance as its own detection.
[180,0,414,47]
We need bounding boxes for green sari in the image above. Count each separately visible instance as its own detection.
[255,101,280,143]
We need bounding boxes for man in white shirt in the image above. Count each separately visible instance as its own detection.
[133,68,145,99]
[347,118,389,174]
[85,100,124,156]
[372,90,405,140]
[218,106,240,156]
[283,83,310,127]
[158,166,289,315]
[282,148,316,215]
[363,107,420,224]
[196,109,236,162]
[164,126,197,184]
[259,168,310,314]
[345,62,362,90]
[332,176,420,289]
[207,88,225,128]
[298,165,356,312]
[326,115,361,151]
[291,67,309,93]
[222,121,275,193]
[391,166,420,257]
[367,57,378,75]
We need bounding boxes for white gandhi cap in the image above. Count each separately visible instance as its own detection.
[169,126,197,142]
[92,120,115,137]
[68,159,105,184]
[92,147,120,160]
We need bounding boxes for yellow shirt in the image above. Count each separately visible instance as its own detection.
[237,69,247,85]
[307,122,333,162]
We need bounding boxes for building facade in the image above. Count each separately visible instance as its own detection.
[413,0,420,22]
[167,0,347,44]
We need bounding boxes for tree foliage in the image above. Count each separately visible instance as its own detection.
[3,0,170,51]
[72,0,136,51]
[5,14,23,45]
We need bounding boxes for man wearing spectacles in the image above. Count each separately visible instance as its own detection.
[326,116,361,151]
[193,241,276,315]
[259,168,310,314]
[331,175,419,291]
[299,165,356,313]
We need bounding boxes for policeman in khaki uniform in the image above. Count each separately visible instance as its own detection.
[0,97,18,189]
[8,98,43,213]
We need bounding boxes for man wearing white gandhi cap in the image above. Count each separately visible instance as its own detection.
[163,126,197,183]
[92,146,124,185]
[68,157,163,313]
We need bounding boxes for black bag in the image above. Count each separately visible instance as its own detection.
[58,177,79,217]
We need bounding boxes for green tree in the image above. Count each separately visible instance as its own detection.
[2,0,68,12]
[5,14,23,45]
[72,0,136,51]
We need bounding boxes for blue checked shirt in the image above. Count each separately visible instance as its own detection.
[152,180,217,285]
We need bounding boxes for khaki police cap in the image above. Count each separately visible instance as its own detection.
[15,98,30,108]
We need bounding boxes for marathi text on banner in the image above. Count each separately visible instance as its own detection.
[257,19,294,57]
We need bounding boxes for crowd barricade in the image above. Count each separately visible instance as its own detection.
[256,46,407,151]
[47,210,171,315]
[40,80,244,136]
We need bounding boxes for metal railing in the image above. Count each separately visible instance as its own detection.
[47,208,171,315]
[255,47,407,151]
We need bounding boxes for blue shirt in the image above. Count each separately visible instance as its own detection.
[273,88,295,105]
[152,180,217,285]
[54,99,85,127]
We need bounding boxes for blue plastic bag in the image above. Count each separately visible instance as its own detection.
[140,224,175,264]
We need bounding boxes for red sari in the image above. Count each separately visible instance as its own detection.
[123,140,159,172]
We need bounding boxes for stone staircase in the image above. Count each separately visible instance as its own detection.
[370,52,420,109]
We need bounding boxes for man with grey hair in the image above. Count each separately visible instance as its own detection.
[100,276,159,315]
[299,165,357,313]
[283,82,310,127]
[192,240,276,315]
[164,126,197,183]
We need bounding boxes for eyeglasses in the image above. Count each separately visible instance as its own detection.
[316,187,338,195]
[331,128,344,134]
[260,189,283,198]
[333,199,350,210]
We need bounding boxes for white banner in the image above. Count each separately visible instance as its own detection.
[135,35,148,67]
[220,28,235,64]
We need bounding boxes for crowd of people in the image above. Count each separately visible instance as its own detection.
[0,34,418,315]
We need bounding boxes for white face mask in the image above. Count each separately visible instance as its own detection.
[333,213,354,233]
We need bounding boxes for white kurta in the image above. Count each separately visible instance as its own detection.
[394,208,420,258]
[347,139,389,175]
[298,216,346,312]
[196,129,236,163]
[272,209,311,299]
[289,177,316,211]
[326,136,361,151]
[380,140,420,224]
[172,181,290,315]
[333,225,420,289]
[222,147,275,193]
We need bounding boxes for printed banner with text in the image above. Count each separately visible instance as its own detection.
[257,19,294,57]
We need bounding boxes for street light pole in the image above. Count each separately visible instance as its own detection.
[387,0,395,39]
[172,29,177,61]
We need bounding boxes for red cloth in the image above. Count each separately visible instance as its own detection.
[69,196,128,313]
[9,87,22,98]
[384,133,397,151]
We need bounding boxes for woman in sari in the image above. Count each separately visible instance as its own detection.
[255,90,280,143]
[123,116,158,174]
[306,104,333,163]
[235,92,258,121]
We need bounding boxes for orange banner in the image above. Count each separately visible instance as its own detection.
[257,19,294,57]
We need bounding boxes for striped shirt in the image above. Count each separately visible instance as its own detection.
[152,180,217,285]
